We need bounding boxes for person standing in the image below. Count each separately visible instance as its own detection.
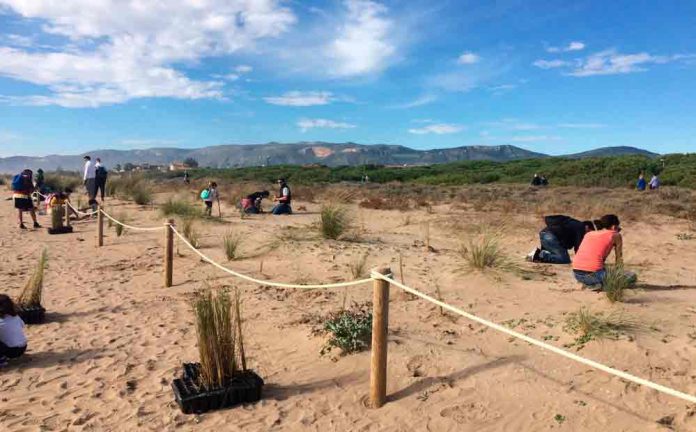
[636,172,646,191]
[272,178,292,215]
[12,169,41,230]
[95,158,108,202]
[649,174,660,190]
[83,155,98,212]
[201,181,219,217]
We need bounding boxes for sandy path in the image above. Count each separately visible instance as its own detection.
[1,192,695,431]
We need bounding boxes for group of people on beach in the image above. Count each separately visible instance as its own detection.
[527,213,635,290]
[199,177,293,216]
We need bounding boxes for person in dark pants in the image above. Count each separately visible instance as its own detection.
[12,169,41,230]
[241,191,270,214]
[95,158,108,202]
[527,215,595,264]
[0,295,28,367]
[271,178,292,215]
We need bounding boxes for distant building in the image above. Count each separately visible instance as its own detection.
[169,162,188,171]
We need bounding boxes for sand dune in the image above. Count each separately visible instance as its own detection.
[1,192,696,431]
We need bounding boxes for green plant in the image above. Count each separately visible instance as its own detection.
[460,231,510,271]
[181,217,201,248]
[349,252,369,279]
[223,231,243,261]
[603,265,637,303]
[192,287,246,389]
[160,197,201,218]
[563,307,640,349]
[319,203,350,240]
[131,186,153,205]
[17,249,48,307]
[114,213,128,237]
[321,303,372,355]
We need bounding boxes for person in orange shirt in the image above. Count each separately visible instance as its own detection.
[572,214,636,289]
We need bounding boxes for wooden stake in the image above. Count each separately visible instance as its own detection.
[97,205,104,247]
[164,219,174,287]
[64,202,71,228]
[370,266,391,408]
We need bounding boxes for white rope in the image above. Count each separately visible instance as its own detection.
[66,202,99,217]
[100,209,166,232]
[171,226,372,289]
[372,272,696,405]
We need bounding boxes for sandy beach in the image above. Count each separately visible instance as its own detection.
[1,189,696,431]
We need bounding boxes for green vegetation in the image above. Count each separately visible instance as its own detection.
[146,153,696,188]
[160,197,201,218]
[180,217,201,248]
[460,231,511,271]
[108,175,152,204]
[223,231,243,261]
[17,249,48,307]
[321,303,372,355]
[563,307,640,349]
[603,266,637,303]
[319,204,351,240]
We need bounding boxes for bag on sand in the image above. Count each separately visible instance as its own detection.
[200,189,210,200]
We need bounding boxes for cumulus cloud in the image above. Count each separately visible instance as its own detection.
[547,41,585,53]
[326,0,395,77]
[408,123,464,135]
[457,52,480,64]
[0,0,296,107]
[264,91,335,106]
[298,118,356,132]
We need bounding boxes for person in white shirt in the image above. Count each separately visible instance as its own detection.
[0,294,28,367]
[83,155,98,211]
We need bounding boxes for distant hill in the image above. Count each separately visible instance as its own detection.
[565,146,658,159]
[0,142,656,173]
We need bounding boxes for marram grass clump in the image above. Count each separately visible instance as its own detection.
[459,231,511,271]
[193,287,247,389]
[223,231,243,261]
[319,203,351,240]
[17,249,48,307]
[181,217,201,249]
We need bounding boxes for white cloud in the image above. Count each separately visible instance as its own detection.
[326,0,395,77]
[510,135,561,142]
[264,91,335,106]
[533,59,571,69]
[547,41,585,53]
[235,65,253,74]
[558,123,606,129]
[457,52,480,64]
[390,94,437,109]
[568,49,672,76]
[298,118,356,132]
[408,123,464,135]
[0,0,296,107]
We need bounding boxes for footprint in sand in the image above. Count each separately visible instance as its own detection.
[440,402,501,425]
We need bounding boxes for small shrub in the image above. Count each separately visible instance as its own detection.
[17,249,48,307]
[320,204,350,240]
[114,213,128,237]
[181,217,201,248]
[348,252,369,280]
[161,197,201,218]
[321,303,372,355]
[223,232,243,261]
[564,307,640,349]
[43,174,81,192]
[603,265,637,303]
[460,231,510,271]
[131,186,153,205]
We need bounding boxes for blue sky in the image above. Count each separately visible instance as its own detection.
[0,0,695,157]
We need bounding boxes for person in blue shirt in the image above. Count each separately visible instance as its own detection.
[636,172,646,191]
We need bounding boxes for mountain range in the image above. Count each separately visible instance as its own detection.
[0,143,658,174]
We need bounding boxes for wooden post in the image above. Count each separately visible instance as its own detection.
[370,266,391,408]
[97,205,104,247]
[164,219,174,287]
[64,202,71,227]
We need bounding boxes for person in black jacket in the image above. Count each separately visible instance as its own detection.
[527,215,595,264]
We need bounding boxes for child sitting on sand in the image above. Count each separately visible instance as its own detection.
[0,294,28,367]
[572,214,637,290]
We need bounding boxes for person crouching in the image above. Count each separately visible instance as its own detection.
[527,215,595,264]
[241,191,270,214]
[0,295,28,367]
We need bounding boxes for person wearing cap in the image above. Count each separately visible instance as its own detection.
[83,155,98,212]
[271,178,292,215]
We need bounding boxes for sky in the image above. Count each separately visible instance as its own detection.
[0,0,695,157]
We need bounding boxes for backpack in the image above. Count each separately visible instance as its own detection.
[11,174,28,192]
[200,189,210,200]
[96,166,108,179]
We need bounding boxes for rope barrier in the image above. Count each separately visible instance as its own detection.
[67,202,99,217]
[99,209,166,232]
[170,225,372,289]
[371,271,696,405]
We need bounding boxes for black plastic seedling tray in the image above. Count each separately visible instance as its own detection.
[17,305,46,324]
[47,226,73,235]
[172,362,264,414]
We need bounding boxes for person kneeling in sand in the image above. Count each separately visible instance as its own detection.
[572,214,637,290]
[0,295,28,367]
[527,215,595,264]
[271,178,292,215]
[241,191,270,214]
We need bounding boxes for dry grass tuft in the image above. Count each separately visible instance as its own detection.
[320,203,351,240]
[564,307,641,349]
[180,217,201,248]
[223,231,243,261]
[114,213,128,237]
[459,230,511,271]
[17,249,48,307]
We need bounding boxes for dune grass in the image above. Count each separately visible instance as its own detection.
[320,203,351,240]
[181,217,201,248]
[564,307,641,349]
[603,265,637,303]
[161,197,202,218]
[459,230,511,271]
[223,231,243,261]
[114,213,128,237]
[17,249,48,307]
[131,186,153,205]
[193,287,246,388]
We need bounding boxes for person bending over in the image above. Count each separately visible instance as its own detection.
[527,215,595,264]
[572,214,636,289]
[271,178,292,215]
[241,191,270,214]
[0,295,28,367]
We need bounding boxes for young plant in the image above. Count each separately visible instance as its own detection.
[131,186,153,205]
[319,203,350,240]
[603,265,637,303]
[181,217,201,249]
[114,213,128,237]
[192,287,246,389]
[563,307,640,349]
[17,249,48,307]
[321,303,372,355]
[223,231,243,261]
[161,197,201,218]
[459,231,511,271]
